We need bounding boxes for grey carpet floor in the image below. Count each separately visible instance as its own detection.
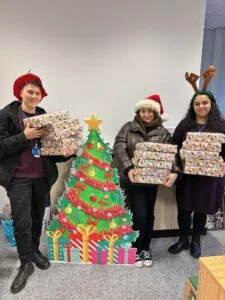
[0,229,224,300]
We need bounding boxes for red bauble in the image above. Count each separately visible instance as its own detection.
[87,142,94,150]
[90,195,97,202]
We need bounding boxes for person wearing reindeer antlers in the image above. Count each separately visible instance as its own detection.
[168,65,225,259]
[0,73,74,294]
[113,94,181,267]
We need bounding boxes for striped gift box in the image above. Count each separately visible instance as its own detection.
[117,248,137,265]
[91,249,108,264]
[70,238,98,263]
[63,244,80,263]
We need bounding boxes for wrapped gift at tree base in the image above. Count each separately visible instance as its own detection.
[117,248,137,264]
[64,244,80,263]
[91,249,108,264]
[47,235,70,261]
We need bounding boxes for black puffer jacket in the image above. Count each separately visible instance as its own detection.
[113,118,181,185]
[0,101,70,189]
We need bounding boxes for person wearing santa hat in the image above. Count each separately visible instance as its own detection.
[0,73,74,293]
[113,94,181,267]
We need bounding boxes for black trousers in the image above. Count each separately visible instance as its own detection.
[124,184,158,254]
[177,209,207,236]
[6,178,50,263]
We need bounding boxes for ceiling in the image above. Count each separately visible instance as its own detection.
[205,0,225,29]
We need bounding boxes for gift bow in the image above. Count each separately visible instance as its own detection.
[103,234,119,264]
[46,230,63,261]
[76,224,96,262]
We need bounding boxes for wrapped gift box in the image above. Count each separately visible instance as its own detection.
[135,174,166,184]
[91,249,108,264]
[134,151,175,161]
[136,167,170,177]
[24,111,69,127]
[63,244,81,263]
[135,142,177,153]
[184,165,224,177]
[185,158,224,169]
[41,140,82,156]
[186,132,225,143]
[180,149,219,160]
[182,141,221,152]
[132,158,173,169]
[44,125,82,140]
[117,248,136,265]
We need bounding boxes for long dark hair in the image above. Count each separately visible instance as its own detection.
[178,90,225,133]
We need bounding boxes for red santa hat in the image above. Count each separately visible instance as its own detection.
[13,73,48,101]
[134,94,168,121]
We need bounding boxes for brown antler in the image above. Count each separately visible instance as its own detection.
[185,72,199,92]
[202,65,216,90]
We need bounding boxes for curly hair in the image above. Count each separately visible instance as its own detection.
[178,90,225,134]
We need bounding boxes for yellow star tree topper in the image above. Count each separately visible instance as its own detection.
[85,113,103,132]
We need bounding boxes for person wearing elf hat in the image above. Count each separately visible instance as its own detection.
[0,73,74,293]
[168,66,225,259]
[113,94,181,268]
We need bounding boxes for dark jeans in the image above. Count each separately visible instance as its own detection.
[124,184,158,254]
[177,209,207,236]
[6,178,50,263]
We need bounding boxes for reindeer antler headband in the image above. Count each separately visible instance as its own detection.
[185,65,216,92]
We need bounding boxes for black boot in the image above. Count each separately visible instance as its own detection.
[168,236,190,254]
[11,261,34,294]
[191,234,201,258]
[31,250,50,270]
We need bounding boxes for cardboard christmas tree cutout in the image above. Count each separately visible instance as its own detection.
[47,114,138,264]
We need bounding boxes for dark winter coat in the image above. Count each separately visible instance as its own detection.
[0,101,69,189]
[113,118,181,185]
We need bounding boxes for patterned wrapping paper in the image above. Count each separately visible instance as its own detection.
[135,142,177,153]
[41,140,82,155]
[185,158,224,169]
[43,125,83,141]
[184,165,224,177]
[135,174,166,184]
[135,167,170,177]
[180,149,220,160]
[186,132,225,143]
[182,141,221,152]
[41,136,82,148]
[45,118,80,131]
[24,111,69,128]
[134,150,175,161]
[132,158,173,169]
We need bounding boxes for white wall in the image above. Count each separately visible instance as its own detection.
[0,0,206,208]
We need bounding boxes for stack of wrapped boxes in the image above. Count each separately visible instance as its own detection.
[132,142,177,184]
[181,132,225,177]
[24,111,82,155]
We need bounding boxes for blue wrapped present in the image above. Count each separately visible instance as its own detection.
[2,219,16,247]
